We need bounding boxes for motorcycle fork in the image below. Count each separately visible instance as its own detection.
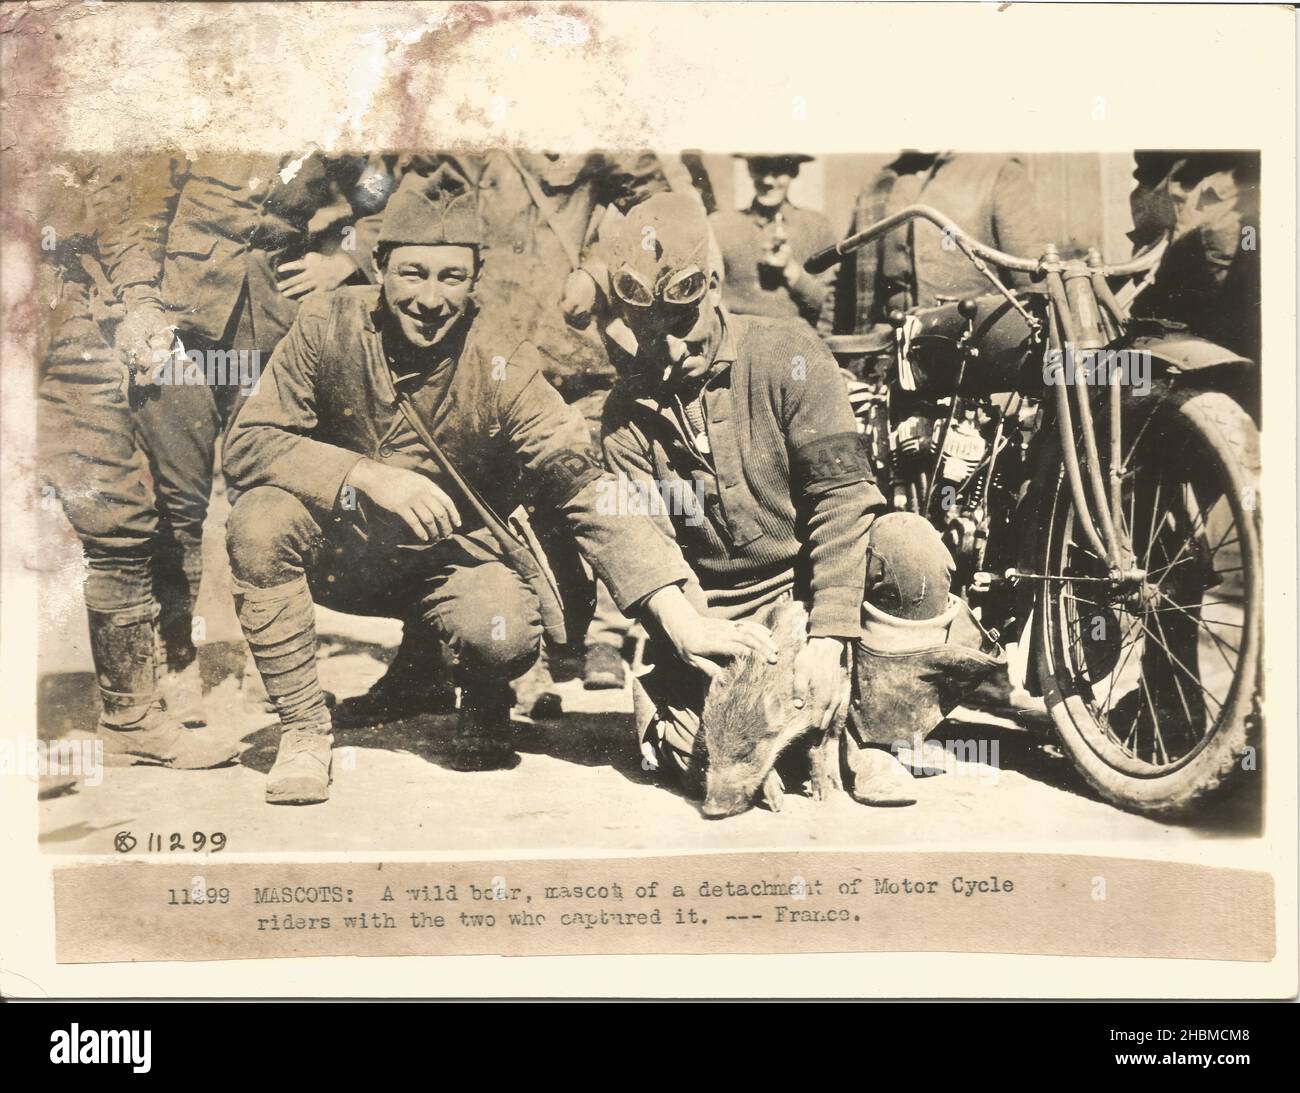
[1043,264,1132,579]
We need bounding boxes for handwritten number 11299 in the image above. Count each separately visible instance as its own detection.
[113,831,227,853]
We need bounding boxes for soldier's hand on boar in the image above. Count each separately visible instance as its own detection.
[345,459,462,542]
[792,636,849,731]
[644,587,779,679]
[675,617,779,680]
[669,617,780,681]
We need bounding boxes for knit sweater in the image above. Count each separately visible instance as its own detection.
[601,310,885,638]
[710,201,836,325]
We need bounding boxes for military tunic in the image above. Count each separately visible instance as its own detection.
[223,287,693,662]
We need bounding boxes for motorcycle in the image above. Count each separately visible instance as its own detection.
[807,205,1261,818]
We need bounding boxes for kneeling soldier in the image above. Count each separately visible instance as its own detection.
[579,194,998,806]
[223,170,770,804]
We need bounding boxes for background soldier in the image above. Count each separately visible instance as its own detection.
[37,158,238,768]
[1128,151,1261,366]
[710,153,836,326]
[822,151,1046,334]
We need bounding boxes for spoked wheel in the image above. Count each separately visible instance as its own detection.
[1036,386,1261,817]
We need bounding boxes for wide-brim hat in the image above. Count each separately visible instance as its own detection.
[734,153,815,168]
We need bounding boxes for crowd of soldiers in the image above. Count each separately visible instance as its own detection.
[35,149,1259,808]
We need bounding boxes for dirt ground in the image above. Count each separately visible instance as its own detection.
[33,490,1259,855]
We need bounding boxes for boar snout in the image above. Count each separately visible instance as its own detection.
[702,781,753,819]
[702,769,784,819]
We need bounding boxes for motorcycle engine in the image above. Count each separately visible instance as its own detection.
[938,411,987,484]
[905,400,989,577]
[887,409,936,512]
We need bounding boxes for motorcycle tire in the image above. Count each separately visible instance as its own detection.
[1035,386,1261,818]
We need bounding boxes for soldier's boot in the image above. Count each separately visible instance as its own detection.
[842,512,1004,805]
[582,642,627,691]
[447,685,517,772]
[88,606,239,769]
[511,653,563,720]
[333,619,456,729]
[265,728,334,806]
[234,576,334,805]
[844,743,919,807]
[847,594,1006,806]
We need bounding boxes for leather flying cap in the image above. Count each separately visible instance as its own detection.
[377,161,483,248]
[608,192,711,304]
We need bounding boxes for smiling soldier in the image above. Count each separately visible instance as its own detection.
[222,170,774,804]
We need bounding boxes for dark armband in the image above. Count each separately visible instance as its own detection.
[791,431,874,492]
[532,446,607,509]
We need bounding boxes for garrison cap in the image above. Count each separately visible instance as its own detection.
[378,162,483,248]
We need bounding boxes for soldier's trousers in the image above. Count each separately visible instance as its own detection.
[38,286,219,647]
[570,388,628,655]
[226,486,543,731]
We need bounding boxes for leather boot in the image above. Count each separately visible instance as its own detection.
[852,595,1006,744]
[265,726,334,805]
[88,606,239,769]
[845,744,919,806]
[846,595,1006,802]
[582,642,627,690]
[333,619,456,728]
[447,686,517,772]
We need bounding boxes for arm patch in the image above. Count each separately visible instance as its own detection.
[533,446,607,509]
[791,431,873,491]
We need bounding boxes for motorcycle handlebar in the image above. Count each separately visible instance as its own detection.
[804,203,1167,278]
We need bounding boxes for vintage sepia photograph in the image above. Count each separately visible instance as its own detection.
[0,0,1293,997]
[26,146,1264,851]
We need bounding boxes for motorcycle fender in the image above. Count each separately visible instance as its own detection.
[1128,334,1251,375]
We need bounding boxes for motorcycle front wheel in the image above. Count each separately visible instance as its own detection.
[1035,385,1261,818]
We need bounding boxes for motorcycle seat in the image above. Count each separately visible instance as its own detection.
[822,329,894,357]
